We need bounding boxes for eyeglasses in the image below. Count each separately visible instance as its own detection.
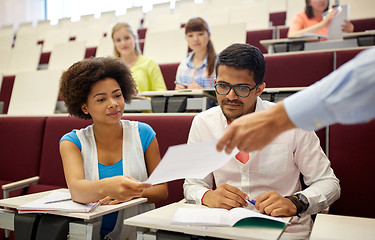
[214,83,258,98]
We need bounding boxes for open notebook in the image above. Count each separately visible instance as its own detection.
[172,207,289,228]
[17,191,100,214]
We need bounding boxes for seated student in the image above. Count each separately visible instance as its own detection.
[111,22,167,92]
[175,17,216,90]
[183,44,340,239]
[288,0,353,38]
[59,57,168,240]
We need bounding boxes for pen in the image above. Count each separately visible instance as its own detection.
[247,199,256,205]
[44,198,72,204]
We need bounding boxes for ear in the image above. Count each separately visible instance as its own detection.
[256,82,266,97]
[81,104,88,114]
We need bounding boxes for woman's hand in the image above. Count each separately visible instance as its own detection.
[102,176,152,203]
[342,20,354,33]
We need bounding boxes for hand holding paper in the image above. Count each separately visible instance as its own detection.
[144,140,237,185]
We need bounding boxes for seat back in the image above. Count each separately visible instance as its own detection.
[7,70,62,116]
[48,41,86,71]
[328,121,375,218]
[0,76,15,114]
[29,117,93,194]
[6,45,42,75]
[210,23,247,53]
[143,29,187,64]
[159,63,179,90]
[335,48,366,69]
[264,51,334,87]
[0,117,46,198]
[246,29,274,54]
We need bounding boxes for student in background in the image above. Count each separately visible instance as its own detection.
[175,17,216,90]
[59,57,168,240]
[183,44,340,239]
[288,0,353,38]
[217,46,375,154]
[112,22,167,92]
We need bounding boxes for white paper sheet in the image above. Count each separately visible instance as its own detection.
[144,140,236,185]
[328,5,350,40]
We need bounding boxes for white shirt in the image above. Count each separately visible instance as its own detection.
[184,98,340,238]
[285,47,375,131]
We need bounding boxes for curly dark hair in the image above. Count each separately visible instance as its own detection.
[59,57,137,120]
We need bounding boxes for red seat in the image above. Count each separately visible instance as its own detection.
[0,76,15,114]
[159,63,179,90]
[352,17,375,32]
[246,29,274,54]
[264,51,334,88]
[328,120,375,218]
[26,117,92,194]
[0,117,46,198]
[335,48,366,69]
[269,11,286,26]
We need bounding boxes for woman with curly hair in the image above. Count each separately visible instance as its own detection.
[59,57,168,239]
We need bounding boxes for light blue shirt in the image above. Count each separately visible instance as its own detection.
[284,47,375,131]
[175,51,215,89]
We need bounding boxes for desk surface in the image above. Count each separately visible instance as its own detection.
[0,189,147,220]
[124,201,289,240]
[309,213,375,240]
[139,89,215,98]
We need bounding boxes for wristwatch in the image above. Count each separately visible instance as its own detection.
[285,193,309,216]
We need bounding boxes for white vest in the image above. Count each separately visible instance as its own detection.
[76,120,154,240]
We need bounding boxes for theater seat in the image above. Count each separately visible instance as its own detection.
[328,121,375,218]
[0,117,46,199]
[159,63,179,90]
[264,51,334,88]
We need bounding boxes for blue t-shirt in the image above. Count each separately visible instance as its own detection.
[60,122,155,236]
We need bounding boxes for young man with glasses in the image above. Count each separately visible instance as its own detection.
[183,43,340,239]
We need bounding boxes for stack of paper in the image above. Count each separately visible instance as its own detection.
[17,191,100,214]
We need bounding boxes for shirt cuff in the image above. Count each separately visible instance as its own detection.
[284,84,335,131]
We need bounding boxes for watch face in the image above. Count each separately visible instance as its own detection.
[297,194,309,206]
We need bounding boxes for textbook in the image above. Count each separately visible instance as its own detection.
[172,207,289,228]
[17,190,100,214]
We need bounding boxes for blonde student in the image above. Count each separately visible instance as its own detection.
[59,57,168,239]
[112,22,167,92]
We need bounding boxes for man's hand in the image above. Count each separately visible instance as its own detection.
[217,102,296,154]
[202,183,249,209]
[255,190,297,217]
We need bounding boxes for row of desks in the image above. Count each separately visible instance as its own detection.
[261,31,375,54]
[1,189,374,240]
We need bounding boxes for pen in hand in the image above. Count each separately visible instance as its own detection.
[247,199,256,205]
[44,198,72,204]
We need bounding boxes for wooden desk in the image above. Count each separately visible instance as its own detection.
[0,189,147,240]
[310,213,375,240]
[124,201,289,240]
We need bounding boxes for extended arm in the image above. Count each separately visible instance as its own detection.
[60,141,151,204]
[217,47,375,154]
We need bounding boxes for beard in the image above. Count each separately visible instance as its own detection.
[220,99,245,121]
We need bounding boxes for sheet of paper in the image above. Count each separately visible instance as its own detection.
[144,140,236,185]
[17,190,99,213]
[328,5,350,40]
